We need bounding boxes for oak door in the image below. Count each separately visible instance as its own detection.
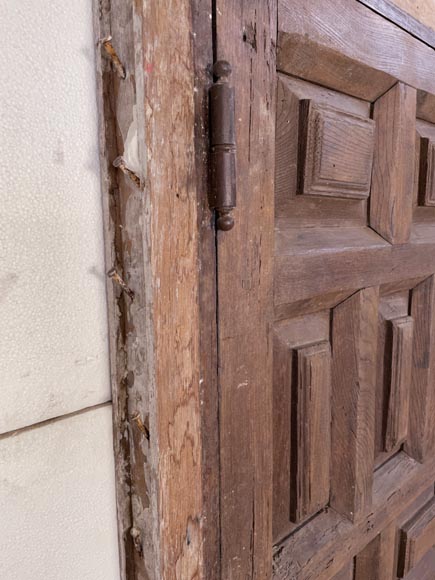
[214,1,435,578]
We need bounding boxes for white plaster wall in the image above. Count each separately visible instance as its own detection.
[0,1,120,578]
[0,0,111,433]
[0,406,120,580]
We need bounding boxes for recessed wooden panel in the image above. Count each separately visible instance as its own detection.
[291,342,331,524]
[331,287,378,521]
[370,82,416,244]
[354,524,396,580]
[418,137,435,207]
[385,316,414,452]
[375,293,410,465]
[298,100,374,199]
[272,313,330,542]
[398,498,435,577]
[406,275,435,462]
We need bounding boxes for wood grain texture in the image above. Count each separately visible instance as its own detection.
[142,1,206,577]
[407,276,435,462]
[370,82,416,244]
[418,137,435,206]
[354,524,396,580]
[385,316,413,451]
[93,1,157,577]
[398,498,435,577]
[357,0,435,49]
[383,0,435,32]
[95,3,212,575]
[291,343,331,523]
[273,332,294,544]
[215,0,277,577]
[273,452,435,579]
[274,225,435,308]
[273,314,330,542]
[404,549,435,580]
[272,314,329,542]
[298,101,374,199]
[331,561,354,580]
[375,294,410,467]
[417,90,435,124]
[331,288,378,521]
[192,1,220,577]
[278,0,435,99]
[275,74,369,227]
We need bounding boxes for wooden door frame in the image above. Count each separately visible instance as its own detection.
[93,1,218,578]
[93,0,435,579]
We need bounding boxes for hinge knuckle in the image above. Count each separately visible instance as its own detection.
[209,60,236,231]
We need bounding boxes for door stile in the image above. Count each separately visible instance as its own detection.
[214,1,277,577]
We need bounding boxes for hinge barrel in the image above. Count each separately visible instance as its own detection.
[210,61,236,231]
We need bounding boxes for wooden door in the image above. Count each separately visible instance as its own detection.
[214,1,435,578]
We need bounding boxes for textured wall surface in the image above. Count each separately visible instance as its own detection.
[0,0,111,433]
[0,406,120,580]
[0,0,120,577]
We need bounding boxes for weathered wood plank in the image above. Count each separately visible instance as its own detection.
[143,0,206,575]
[273,452,435,579]
[331,288,378,521]
[291,343,331,523]
[92,1,156,577]
[278,0,435,99]
[274,225,435,307]
[370,83,416,244]
[192,1,219,577]
[357,0,435,49]
[215,0,277,577]
[385,316,413,451]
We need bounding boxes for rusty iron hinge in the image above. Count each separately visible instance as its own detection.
[209,61,236,231]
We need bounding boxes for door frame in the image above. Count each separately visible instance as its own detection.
[93,0,217,578]
[94,0,435,579]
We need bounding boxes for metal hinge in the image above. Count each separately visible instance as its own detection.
[209,61,237,231]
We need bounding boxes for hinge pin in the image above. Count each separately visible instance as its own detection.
[209,60,237,231]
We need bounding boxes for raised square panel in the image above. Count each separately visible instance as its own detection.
[298,100,375,199]
[291,342,331,524]
[375,291,413,466]
[384,316,413,452]
[418,137,435,206]
[273,312,331,542]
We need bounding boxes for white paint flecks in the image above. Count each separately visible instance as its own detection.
[0,406,120,580]
[123,105,142,176]
[0,0,110,433]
